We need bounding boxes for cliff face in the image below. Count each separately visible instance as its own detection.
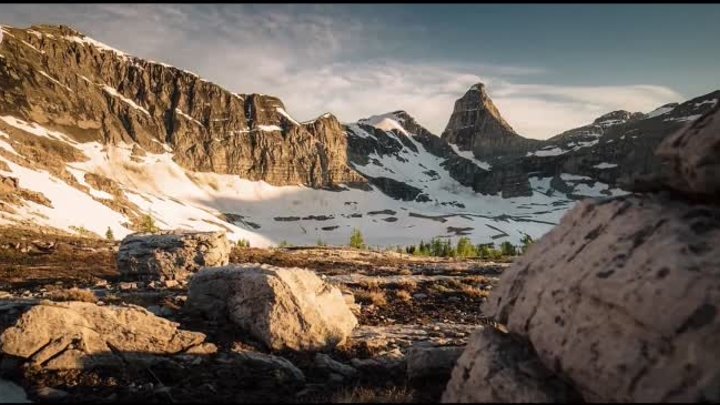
[0,24,364,188]
[441,83,540,161]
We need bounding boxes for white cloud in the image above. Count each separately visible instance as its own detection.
[0,4,686,139]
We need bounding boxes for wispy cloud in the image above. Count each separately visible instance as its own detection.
[0,4,685,139]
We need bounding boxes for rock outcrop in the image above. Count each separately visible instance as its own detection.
[117,230,231,281]
[444,105,720,403]
[655,103,720,198]
[405,344,464,383]
[441,83,539,160]
[186,264,358,351]
[0,24,365,189]
[443,327,580,403]
[0,301,216,370]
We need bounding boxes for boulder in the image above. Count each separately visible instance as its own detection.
[406,344,464,382]
[443,327,580,403]
[225,351,305,387]
[0,379,30,403]
[315,353,357,379]
[0,301,216,370]
[186,264,358,351]
[117,230,230,281]
[472,194,720,402]
[656,104,720,197]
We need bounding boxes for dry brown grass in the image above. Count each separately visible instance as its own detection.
[331,386,415,403]
[355,289,388,307]
[48,287,97,303]
[430,284,453,294]
[446,279,466,290]
[392,278,418,292]
[461,275,489,285]
[395,290,413,303]
[459,285,489,299]
[357,279,381,290]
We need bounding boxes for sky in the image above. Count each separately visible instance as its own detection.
[1,4,718,139]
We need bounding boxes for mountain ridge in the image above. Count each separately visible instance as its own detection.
[0,23,718,247]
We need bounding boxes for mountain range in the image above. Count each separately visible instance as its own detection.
[0,24,717,247]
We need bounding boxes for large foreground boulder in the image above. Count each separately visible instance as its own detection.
[442,327,580,402]
[444,106,720,403]
[656,103,720,198]
[186,264,358,351]
[117,230,231,281]
[0,301,216,369]
[481,194,720,402]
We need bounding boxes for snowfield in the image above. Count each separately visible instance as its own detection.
[0,115,626,248]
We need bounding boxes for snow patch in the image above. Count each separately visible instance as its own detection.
[175,109,205,127]
[593,162,618,169]
[359,113,409,136]
[257,125,282,132]
[646,105,675,118]
[448,143,491,170]
[0,116,77,143]
[527,147,568,157]
[276,107,300,126]
[64,35,129,59]
[103,86,150,116]
[38,71,72,92]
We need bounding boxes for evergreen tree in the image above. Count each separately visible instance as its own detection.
[105,227,114,241]
[456,237,476,258]
[139,214,160,233]
[500,241,517,257]
[349,228,366,249]
[520,234,534,253]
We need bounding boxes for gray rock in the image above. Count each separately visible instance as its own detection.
[656,103,720,197]
[35,386,69,400]
[0,379,30,403]
[0,301,215,370]
[406,344,464,382]
[117,230,231,281]
[483,194,720,402]
[442,327,580,403]
[186,264,358,351]
[224,350,305,386]
[314,353,357,379]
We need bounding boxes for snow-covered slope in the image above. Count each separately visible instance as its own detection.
[0,112,625,248]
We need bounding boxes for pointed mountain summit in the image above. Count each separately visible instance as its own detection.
[441,83,539,160]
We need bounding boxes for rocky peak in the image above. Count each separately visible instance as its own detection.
[441,83,538,160]
[592,110,645,126]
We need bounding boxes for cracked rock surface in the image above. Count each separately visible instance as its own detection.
[0,300,216,370]
[186,264,358,351]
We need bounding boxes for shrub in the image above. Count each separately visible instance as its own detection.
[393,278,418,292]
[500,241,517,257]
[69,225,97,238]
[332,386,414,403]
[48,287,97,303]
[395,290,413,302]
[357,279,381,290]
[349,228,366,249]
[355,289,387,307]
[105,227,115,241]
[460,285,489,299]
[456,236,477,258]
[236,239,251,248]
[139,214,160,233]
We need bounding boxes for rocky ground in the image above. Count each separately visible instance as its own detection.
[0,226,502,403]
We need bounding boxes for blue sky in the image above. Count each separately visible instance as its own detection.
[1,4,718,138]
